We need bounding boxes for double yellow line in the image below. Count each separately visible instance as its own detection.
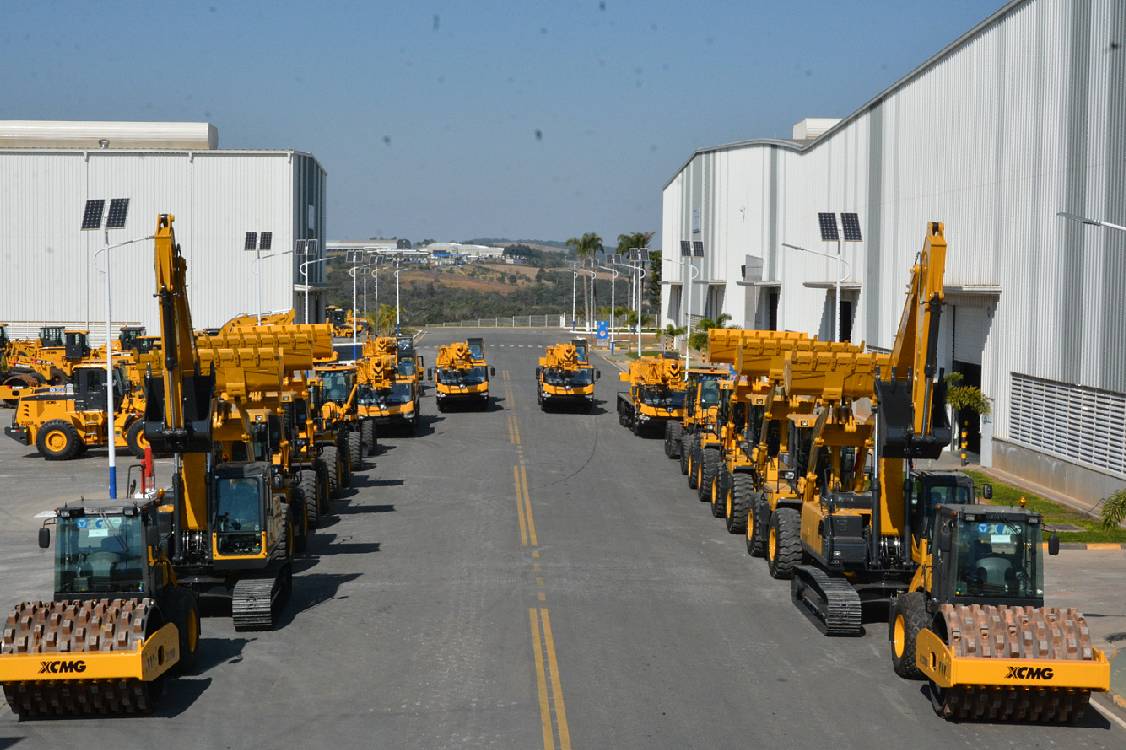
[529,607,571,750]
[507,414,522,446]
[514,463,537,546]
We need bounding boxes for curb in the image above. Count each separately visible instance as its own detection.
[1050,542,1126,550]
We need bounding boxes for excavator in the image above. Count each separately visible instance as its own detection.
[430,338,494,411]
[535,341,600,412]
[616,354,686,436]
[143,214,300,631]
[0,495,202,717]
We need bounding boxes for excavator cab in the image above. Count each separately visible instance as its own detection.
[907,471,975,547]
[212,465,273,558]
[0,498,200,718]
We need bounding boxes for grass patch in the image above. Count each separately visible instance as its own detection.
[966,470,1126,544]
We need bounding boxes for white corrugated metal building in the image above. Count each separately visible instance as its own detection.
[661,0,1126,502]
[0,121,328,339]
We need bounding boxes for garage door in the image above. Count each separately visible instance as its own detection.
[952,304,990,365]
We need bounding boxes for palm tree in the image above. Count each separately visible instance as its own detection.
[662,323,686,351]
[1101,489,1126,530]
[566,232,603,327]
[689,312,732,352]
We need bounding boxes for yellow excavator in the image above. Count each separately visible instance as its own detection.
[429,338,494,411]
[536,341,600,412]
[616,354,686,436]
[143,214,299,631]
[0,497,202,717]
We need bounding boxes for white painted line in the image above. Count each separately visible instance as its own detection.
[1091,697,1126,732]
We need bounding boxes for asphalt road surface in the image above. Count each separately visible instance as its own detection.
[0,326,1123,748]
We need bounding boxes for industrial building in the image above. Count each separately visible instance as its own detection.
[0,120,327,338]
[660,0,1125,501]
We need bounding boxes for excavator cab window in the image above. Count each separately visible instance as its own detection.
[911,476,974,543]
[950,516,1044,603]
[54,511,147,596]
[214,477,265,555]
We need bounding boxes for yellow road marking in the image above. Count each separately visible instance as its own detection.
[536,576,545,587]
[532,550,541,559]
[521,463,538,546]
[537,592,546,602]
[529,608,555,750]
[514,464,529,546]
[540,609,572,750]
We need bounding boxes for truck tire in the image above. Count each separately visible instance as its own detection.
[727,473,754,535]
[298,469,319,530]
[698,446,720,503]
[347,430,362,470]
[36,420,81,461]
[767,508,803,580]
[322,446,341,498]
[125,419,150,458]
[665,421,683,459]
[890,592,929,679]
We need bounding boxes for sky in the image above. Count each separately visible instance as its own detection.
[1,0,1002,244]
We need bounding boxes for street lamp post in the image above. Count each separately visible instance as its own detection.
[1057,211,1126,234]
[679,259,700,377]
[598,264,620,351]
[298,249,329,324]
[782,241,850,341]
[570,263,578,330]
[394,258,402,331]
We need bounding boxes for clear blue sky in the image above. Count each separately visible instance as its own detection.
[1,0,1000,244]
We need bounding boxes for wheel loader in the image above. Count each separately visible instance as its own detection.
[429,338,494,412]
[4,362,150,460]
[535,341,601,412]
[0,327,98,406]
[312,358,365,473]
[616,354,687,436]
[142,214,300,631]
[0,496,201,718]
[325,305,370,339]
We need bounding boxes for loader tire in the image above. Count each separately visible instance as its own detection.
[890,592,928,679]
[710,463,729,518]
[347,430,363,471]
[665,421,683,459]
[36,420,81,460]
[322,446,341,498]
[687,437,702,490]
[361,419,377,456]
[298,469,319,530]
[125,419,150,459]
[679,433,690,475]
[698,446,720,503]
[727,473,754,534]
[746,493,768,557]
[767,508,803,580]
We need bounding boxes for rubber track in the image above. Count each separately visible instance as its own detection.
[1,598,158,717]
[791,566,863,636]
[231,575,285,631]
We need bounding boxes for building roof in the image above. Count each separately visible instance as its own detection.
[0,120,218,150]
[665,0,1026,188]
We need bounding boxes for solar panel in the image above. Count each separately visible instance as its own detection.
[259,231,273,251]
[840,212,862,241]
[817,212,839,241]
[81,199,105,230]
[692,241,704,257]
[244,232,258,251]
[680,240,691,257]
[105,198,129,229]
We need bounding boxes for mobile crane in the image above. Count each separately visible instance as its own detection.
[536,341,600,412]
[430,338,494,411]
[616,354,687,437]
[358,336,422,433]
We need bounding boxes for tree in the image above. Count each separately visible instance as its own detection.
[615,231,656,320]
[1100,489,1126,530]
[566,232,603,326]
[943,372,992,416]
[689,313,732,352]
[371,303,397,335]
[662,322,686,350]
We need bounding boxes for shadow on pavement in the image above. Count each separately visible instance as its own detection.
[278,572,363,628]
[194,636,253,672]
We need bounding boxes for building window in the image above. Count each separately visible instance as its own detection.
[1009,373,1126,479]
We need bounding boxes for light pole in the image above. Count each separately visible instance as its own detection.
[671,256,700,377]
[570,263,578,330]
[616,249,650,356]
[81,197,142,500]
[394,258,402,331]
[1057,211,1126,234]
[782,241,851,341]
[298,242,328,324]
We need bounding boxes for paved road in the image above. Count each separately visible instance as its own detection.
[0,326,1123,748]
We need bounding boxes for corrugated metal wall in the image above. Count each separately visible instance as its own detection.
[0,149,327,337]
[660,0,1126,451]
